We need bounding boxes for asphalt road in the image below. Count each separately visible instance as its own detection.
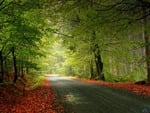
[48,75,150,113]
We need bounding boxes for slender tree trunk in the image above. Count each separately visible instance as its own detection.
[144,28,150,83]
[143,7,150,83]
[4,57,9,81]
[18,60,21,76]
[21,59,24,77]
[144,31,150,83]
[26,67,29,74]
[12,47,18,83]
[94,49,104,80]
[90,59,94,79]
[0,51,4,83]
[92,31,104,80]
[89,40,94,79]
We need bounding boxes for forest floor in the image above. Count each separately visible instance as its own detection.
[0,77,65,113]
[76,78,150,96]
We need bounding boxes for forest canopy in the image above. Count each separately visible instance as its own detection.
[0,0,150,83]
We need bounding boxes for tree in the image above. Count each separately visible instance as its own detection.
[95,0,150,82]
[142,4,150,82]
[0,0,48,83]
[44,0,149,82]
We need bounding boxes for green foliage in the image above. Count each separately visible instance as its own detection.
[0,0,149,83]
[27,74,45,89]
[0,0,54,83]
[44,0,149,82]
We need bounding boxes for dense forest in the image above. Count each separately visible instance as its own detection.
[0,0,150,83]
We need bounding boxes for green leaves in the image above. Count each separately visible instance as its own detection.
[0,0,149,82]
[0,0,53,82]
[43,0,149,81]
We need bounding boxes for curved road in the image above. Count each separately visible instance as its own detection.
[48,75,150,113]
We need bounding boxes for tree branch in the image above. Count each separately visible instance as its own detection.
[0,1,13,11]
[95,0,125,11]
[135,12,150,21]
[47,28,74,38]
[0,0,5,6]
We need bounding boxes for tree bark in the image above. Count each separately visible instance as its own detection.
[12,47,18,83]
[0,51,4,83]
[143,6,150,83]
[94,47,104,80]
[89,41,95,79]
[92,31,105,80]
[90,60,94,79]
[21,59,24,77]
[143,29,150,83]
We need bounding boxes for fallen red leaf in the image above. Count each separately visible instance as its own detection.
[76,78,150,96]
[0,77,65,113]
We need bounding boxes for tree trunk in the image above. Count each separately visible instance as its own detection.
[94,49,104,80]
[143,7,150,83]
[12,47,18,83]
[90,60,94,79]
[144,28,150,83]
[26,66,29,74]
[4,57,9,81]
[0,51,4,83]
[92,31,105,80]
[21,59,24,77]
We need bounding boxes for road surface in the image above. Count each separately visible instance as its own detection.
[48,75,150,113]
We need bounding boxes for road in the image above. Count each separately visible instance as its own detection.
[48,75,150,113]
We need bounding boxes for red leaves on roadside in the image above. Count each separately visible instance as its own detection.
[78,79,150,96]
[0,78,65,113]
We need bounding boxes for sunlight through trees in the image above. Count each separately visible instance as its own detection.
[0,0,150,83]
